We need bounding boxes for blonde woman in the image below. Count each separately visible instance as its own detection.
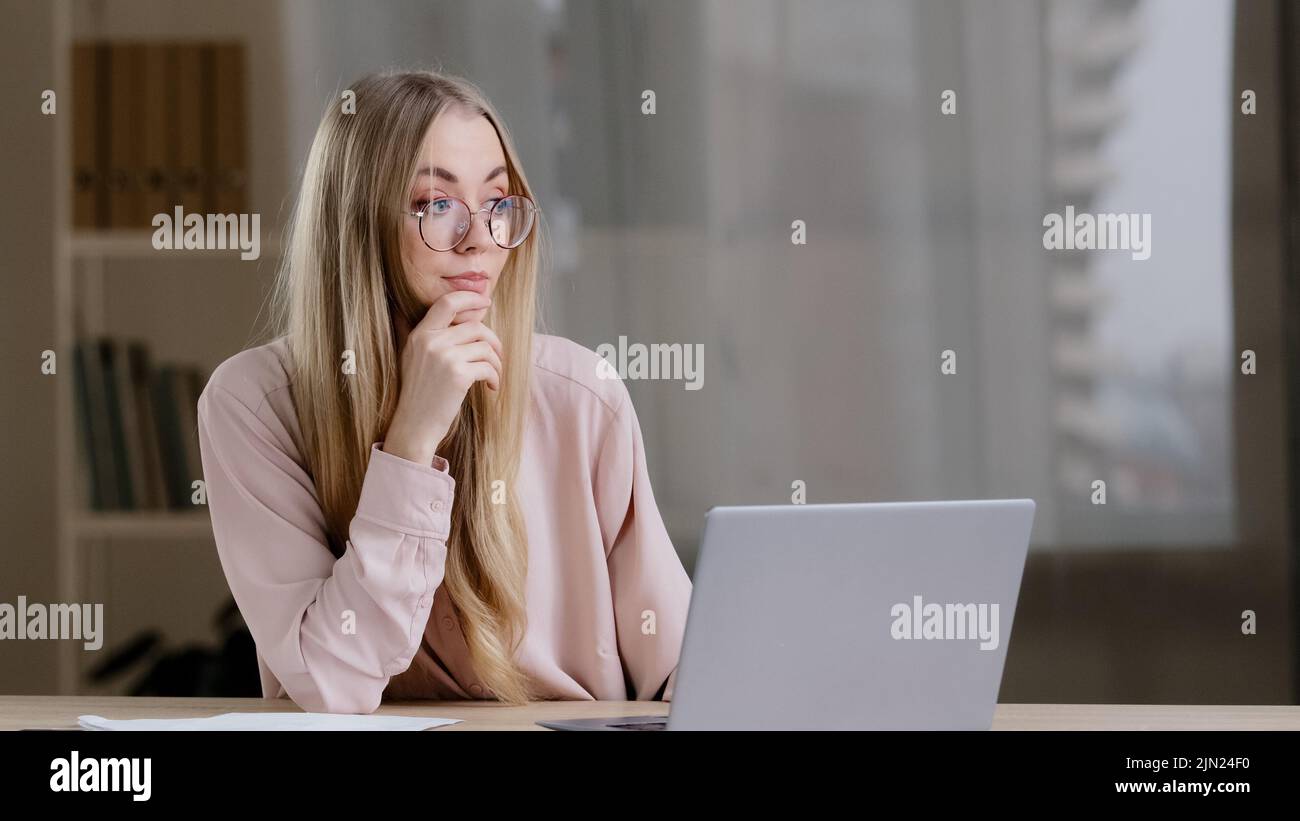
[196,70,691,714]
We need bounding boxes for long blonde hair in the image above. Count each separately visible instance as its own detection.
[267,70,540,705]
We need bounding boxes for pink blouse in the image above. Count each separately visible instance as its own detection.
[196,332,692,714]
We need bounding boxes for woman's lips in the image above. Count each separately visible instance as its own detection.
[443,274,489,294]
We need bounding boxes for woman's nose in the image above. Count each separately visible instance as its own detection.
[457,207,495,251]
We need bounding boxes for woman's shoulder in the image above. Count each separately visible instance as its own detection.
[531,332,629,419]
[202,335,294,416]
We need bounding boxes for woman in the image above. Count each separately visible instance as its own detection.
[196,70,691,714]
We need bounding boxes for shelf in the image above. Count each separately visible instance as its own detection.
[72,511,214,541]
[67,231,281,260]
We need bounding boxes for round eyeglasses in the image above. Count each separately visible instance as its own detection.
[406,194,539,252]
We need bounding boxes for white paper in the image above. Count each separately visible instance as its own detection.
[76,712,462,731]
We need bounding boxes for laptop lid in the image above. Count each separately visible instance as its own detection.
[666,499,1035,730]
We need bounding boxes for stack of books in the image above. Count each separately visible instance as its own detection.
[72,337,209,511]
[71,40,247,230]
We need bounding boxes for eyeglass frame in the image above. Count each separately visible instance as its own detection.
[404,193,540,252]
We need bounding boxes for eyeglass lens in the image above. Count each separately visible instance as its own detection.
[421,195,535,250]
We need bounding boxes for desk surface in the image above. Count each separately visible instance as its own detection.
[3,697,1300,730]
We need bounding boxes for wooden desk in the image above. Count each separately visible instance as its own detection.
[2,697,1298,730]
[0,696,665,731]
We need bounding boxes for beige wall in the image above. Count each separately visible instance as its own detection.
[0,0,58,693]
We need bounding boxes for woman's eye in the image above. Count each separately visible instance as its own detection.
[413,197,455,214]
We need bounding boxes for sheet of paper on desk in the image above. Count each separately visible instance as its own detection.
[77,713,462,731]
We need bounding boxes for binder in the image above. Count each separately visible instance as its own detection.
[98,338,135,508]
[107,43,146,229]
[127,342,169,510]
[110,338,151,510]
[71,43,101,228]
[210,42,247,215]
[73,340,110,509]
[167,44,205,218]
[140,44,171,225]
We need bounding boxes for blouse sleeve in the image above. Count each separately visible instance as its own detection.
[197,382,455,714]
[592,380,693,701]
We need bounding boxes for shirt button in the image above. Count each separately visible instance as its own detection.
[430,500,443,512]
[419,595,433,608]
[441,617,455,631]
[469,684,483,696]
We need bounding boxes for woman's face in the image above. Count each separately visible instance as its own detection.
[401,106,511,326]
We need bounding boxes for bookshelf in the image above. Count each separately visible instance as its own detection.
[73,511,217,541]
[50,0,276,694]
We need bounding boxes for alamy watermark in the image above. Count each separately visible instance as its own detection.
[595,335,703,390]
[0,596,103,650]
[1043,205,1151,261]
[50,751,151,801]
[890,594,1000,651]
[151,206,261,260]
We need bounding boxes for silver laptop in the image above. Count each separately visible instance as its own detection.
[538,499,1035,731]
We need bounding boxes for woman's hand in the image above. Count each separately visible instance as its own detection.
[382,290,504,466]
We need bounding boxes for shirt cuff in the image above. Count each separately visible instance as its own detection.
[354,442,455,538]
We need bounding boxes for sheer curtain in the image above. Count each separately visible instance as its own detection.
[278,0,1237,566]
[551,0,1236,564]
